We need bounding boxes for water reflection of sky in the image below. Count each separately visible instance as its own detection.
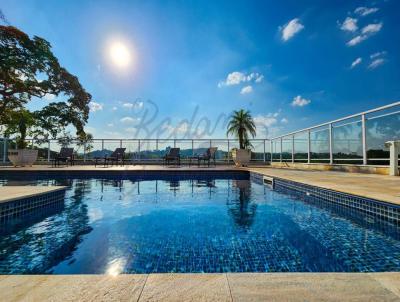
[0,176,399,274]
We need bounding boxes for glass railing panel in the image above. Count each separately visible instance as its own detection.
[271,139,281,161]
[137,140,159,161]
[281,137,292,161]
[366,107,400,165]
[211,140,229,161]
[310,127,329,163]
[332,117,362,163]
[251,140,265,161]
[294,132,308,162]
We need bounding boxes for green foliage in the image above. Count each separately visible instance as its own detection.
[57,133,74,148]
[0,25,92,146]
[226,109,256,149]
[3,109,36,148]
[77,132,94,154]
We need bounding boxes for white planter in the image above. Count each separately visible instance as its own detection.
[8,149,38,167]
[232,149,251,167]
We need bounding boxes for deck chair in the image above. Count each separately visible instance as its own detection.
[198,147,218,167]
[95,148,126,167]
[52,148,74,167]
[163,148,181,166]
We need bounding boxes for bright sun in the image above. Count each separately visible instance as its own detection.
[109,42,131,68]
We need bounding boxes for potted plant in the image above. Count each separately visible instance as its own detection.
[227,109,256,167]
[5,109,39,166]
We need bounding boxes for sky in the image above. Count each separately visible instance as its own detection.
[1,0,400,139]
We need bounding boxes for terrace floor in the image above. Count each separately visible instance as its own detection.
[0,273,399,301]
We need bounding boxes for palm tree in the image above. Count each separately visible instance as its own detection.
[226,109,256,149]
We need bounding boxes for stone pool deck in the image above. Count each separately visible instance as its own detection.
[0,186,66,204]
[1,273,400,301]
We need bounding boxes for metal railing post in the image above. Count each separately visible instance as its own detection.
[280,138,282,162]
[270,140,273,163]
[101,139,104,151]
[292,135,295,163]
[329,123,333,164]
[47,140,51,163]
[191,139,194,156]
[307,130,311,164]
[361,114,367,165]
[3,137,7,163]
[227,140,230,163]
[138,139,141,162]
[174,139,176,148]
[120,139,122,148]
[263,140,266,163]
[83,142,87,162]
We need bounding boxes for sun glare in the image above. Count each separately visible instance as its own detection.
[109,42,131,68]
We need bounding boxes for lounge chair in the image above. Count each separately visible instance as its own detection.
[163,148,180,166]
[95,148,126,167]
[52,147,74,167]
[197,147,218,167]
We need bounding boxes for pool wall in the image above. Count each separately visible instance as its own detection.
[0,189,66,224]
[250,171,400,226]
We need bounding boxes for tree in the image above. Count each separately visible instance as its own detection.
[226,109,256,149]
[0,25,91,144]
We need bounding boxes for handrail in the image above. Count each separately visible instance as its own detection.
[1,101,399,166]
[271,101,400,140]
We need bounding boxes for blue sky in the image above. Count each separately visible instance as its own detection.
[2,0,400,139]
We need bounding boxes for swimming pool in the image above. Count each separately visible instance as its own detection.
[1,172,399,274]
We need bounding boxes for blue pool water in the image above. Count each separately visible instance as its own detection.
[1,173,400,274]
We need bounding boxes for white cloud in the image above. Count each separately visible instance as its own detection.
[355,7,379,17]
[350,57,362,69]
[291,95,311,107]
[247,72,264,83]
[346,35,368,47]
[370,51,386,59]
[162,121,192,136]
[280,18,304,42]
[345,21,383,47]
[122,103,134,109]
[253,112,288,138]
[254,74,264,83]
[89,101,103,112]
[120,116,139,124]
[240,85,253,95]
[107,123,114,127]
[218,71,246,87]
[44,93,55,101]
[122,101,144,110]
[254,115,278,128]
[340,17,358,32]
[368,58,385,70]
[362,23,383,35]
[218,72,264,87]
[112,106,118,111]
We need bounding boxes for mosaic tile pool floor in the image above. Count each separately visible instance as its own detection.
[0,174,400,274]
